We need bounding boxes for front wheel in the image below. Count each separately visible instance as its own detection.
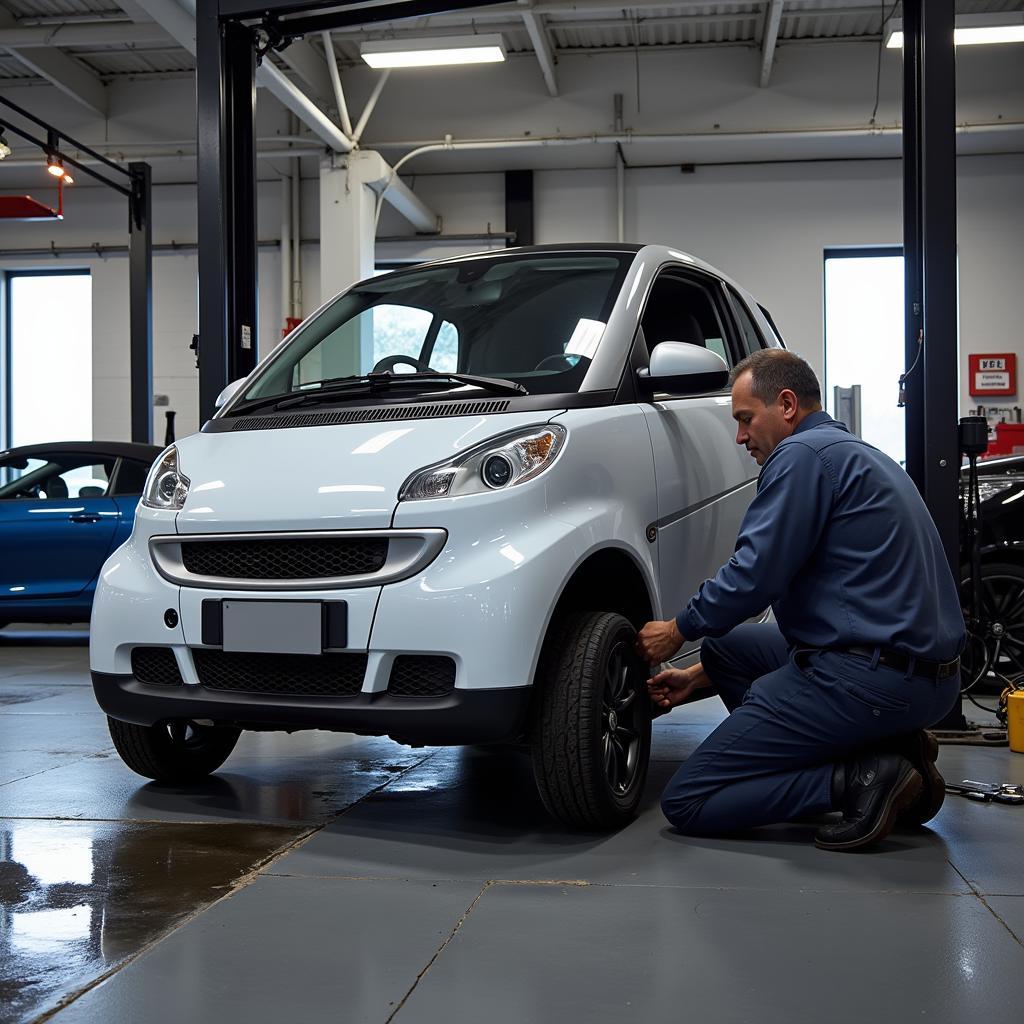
[530,611,652,830]
[108,716,241,783]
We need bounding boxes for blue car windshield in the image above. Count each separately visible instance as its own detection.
[241,253,632,403]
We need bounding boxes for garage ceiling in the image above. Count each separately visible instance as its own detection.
[0,1,1021,88]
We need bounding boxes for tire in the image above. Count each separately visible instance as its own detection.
[960,561,1024,693]
[530,611,652,830]
[107,716,241,783]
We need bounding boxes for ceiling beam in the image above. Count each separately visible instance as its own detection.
[0,9,107,115]
[760,0,784,88]
[0,23,172,47]
[276,37,334,102]
[522,11,558,97]
[117,0,195,53]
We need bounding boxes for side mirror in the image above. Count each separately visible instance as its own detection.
[637,342,730,397]
[214,378,246,410]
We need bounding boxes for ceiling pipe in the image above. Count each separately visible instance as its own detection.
[351,71,391,146]
[385,120,1024,170]
[322,30,354,138]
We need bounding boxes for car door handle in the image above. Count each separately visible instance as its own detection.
[69,513,103,524]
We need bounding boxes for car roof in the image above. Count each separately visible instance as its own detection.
[364,242,732,286]
[0,440,163,463]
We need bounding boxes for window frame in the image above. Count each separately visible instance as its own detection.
[635,266,745,380]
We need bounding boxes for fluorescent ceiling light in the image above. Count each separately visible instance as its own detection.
[361,34,505,69]
[886,13,1024,48]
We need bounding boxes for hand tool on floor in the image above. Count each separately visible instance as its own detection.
[945,780,1024,804]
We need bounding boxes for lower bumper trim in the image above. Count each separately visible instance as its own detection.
[91,671,531,746]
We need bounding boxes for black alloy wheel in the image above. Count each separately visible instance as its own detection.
[531,611,652,830]
[108,715,241,783]
[960,562,1024,692]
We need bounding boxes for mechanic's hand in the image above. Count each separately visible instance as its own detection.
[635,618,684,664]
[647,665,707,711]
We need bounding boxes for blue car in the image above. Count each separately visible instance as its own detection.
[0,441,162,627]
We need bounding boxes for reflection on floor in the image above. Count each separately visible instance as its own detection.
[1,629,1022,1024]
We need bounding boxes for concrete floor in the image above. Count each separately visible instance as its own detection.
[2,629,1023,1024]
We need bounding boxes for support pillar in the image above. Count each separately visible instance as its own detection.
[128,162,152,444]
[319,150,384,298]
[902,0,964,729]
[197,8,258,423]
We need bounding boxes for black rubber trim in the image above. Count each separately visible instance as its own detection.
[205,391,616,432]
[651,478,756,531]
[92,671,531,745]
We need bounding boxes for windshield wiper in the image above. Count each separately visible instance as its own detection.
[228,371,527,417]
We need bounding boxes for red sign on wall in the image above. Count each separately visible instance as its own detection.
[969,353,1017,397]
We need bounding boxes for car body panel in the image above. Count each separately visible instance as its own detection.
[0,442,161,624]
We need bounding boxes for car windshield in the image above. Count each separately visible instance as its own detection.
[238,253,632,407]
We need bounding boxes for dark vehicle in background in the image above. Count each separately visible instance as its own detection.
[0,441,162,628]
[960,453,1024,690]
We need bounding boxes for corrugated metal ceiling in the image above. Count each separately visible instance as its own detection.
[1,1,1023,81]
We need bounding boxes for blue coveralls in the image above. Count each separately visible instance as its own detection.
[661,411,966,835]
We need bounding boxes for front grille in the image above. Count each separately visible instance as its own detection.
[193,649,367,697]
[387,655,457,698]
[180,537,388,580]
[131,647,184,686]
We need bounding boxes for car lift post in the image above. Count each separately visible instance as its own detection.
[901,0,969,732]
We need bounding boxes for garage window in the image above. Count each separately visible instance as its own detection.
[3,270,92,448]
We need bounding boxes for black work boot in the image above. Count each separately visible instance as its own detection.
[886,730,945,826]
[815,752,923,852]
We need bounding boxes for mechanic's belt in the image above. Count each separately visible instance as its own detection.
[843,646,960,680]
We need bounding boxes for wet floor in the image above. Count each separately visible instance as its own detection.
[2,628,1023,1024]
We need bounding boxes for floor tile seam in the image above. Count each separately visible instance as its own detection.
[386,880,493,1024]
[948,859,1024,949]
[257,872,971,896]
[249,750,441,866]
[0,748,117,788]
[28,823,323,1024]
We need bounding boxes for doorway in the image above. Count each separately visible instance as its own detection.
[823,248,906,465]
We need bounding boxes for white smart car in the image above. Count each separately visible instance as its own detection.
[90,243,782,830]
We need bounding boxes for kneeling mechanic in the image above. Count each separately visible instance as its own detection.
[636,349,965,851]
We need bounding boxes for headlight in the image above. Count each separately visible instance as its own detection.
[142,446,191,510]
[400,424,566,501]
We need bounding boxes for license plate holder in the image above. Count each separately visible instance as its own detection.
[211,599,348,655]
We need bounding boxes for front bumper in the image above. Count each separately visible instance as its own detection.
[91,670,531,746]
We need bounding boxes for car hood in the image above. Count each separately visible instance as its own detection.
[171,411,557,533]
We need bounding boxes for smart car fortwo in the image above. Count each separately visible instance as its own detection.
[90,244,783,830]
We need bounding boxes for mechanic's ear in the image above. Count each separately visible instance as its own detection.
[779,388,800,423]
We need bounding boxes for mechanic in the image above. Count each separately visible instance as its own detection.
[636,349,965,851]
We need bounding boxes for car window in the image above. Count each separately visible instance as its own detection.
[640,273,735,368]
[0,455,112,500]
[241,254,632,402]
[728,288,766,354]
[110,458,151,497]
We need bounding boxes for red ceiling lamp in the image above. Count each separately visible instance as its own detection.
[0,130,72,220]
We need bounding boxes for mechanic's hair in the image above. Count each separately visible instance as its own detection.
[728,349,822,410]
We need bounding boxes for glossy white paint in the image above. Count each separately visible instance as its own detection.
[90,246,776,716]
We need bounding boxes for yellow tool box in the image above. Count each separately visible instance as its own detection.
[1008,689,1024,754]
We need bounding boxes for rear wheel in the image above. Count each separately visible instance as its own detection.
[961,561,1024,693]
[108,716,241,783]
[530,611,652,830]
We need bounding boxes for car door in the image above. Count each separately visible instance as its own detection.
[637,270,760,645]
[0,452,121,601]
